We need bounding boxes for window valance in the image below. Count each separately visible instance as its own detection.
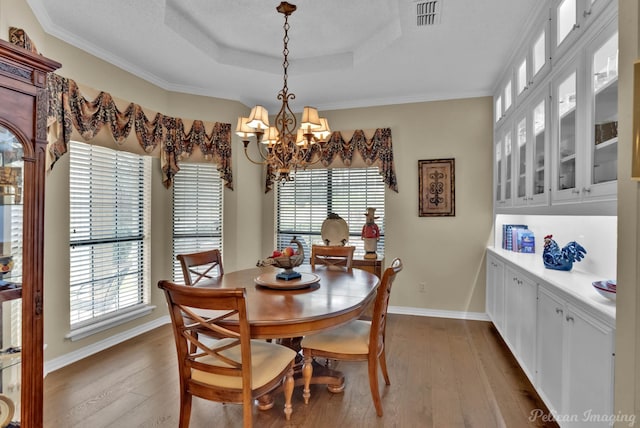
[45,73,233,189]
[269,128,398,193]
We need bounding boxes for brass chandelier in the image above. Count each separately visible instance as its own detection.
[235,1,331,183]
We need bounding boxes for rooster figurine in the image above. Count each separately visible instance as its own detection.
[542,235,587,271]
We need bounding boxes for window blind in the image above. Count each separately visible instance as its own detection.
[172,163,223,283]
[69,141,151,328]
[277,167,385,259]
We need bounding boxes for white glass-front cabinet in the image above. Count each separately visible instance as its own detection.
[552,62,581,203]
[514,114,528,206]
[495,123,514,208]
[551,17,617,204]
[532,95,549,203]
[514,8,551,107]
[512,85,550,207]
[584,23,618,200]
[553,0,612,62]
[495,74,514,127]
[494,0,617,212]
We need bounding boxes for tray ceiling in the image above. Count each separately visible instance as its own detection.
[27,0,539,112]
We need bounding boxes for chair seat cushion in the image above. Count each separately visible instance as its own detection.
[192,338,296,390]
[301,320,371,355]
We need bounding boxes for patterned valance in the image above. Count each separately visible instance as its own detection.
[266,127,398,193]
[45,73,233,189]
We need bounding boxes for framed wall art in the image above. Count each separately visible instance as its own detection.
[418,158,455,217]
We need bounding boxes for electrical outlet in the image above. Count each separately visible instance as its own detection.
[418,282,426,293]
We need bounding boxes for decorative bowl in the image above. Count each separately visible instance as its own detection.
[592,280,616,302]
[270,253,304,269]
[257,237,305,280]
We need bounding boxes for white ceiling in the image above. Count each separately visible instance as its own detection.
[26,0,539,113]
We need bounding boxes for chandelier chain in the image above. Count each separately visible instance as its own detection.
[282,13,290,97]
[237,2,330,184]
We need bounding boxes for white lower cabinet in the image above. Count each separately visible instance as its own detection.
[504,266,537,380]
[536,286,565,414]
[486,252,615,427]
[537,285,615,427]
[486,254,505,333]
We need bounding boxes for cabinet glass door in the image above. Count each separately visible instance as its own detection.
[0,125,23,426]
[516,117,527,204]
[557,71,577,193]
[517,58,527,97]
[505,130,513,205]
[556,0,577,48]
[495,139,503,204]
[533,30,547,78]
[533,100,546,198]
[591,32,617,186]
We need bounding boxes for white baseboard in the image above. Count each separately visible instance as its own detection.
[388,306,490,321]
[44,315,171,376]
[44,308,489,376]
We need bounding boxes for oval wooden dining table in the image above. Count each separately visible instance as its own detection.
[194,264,380,406]
[196,264,380,339]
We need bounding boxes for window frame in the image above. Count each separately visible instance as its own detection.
[67,141,153,341]
[276,167,385,261]
[171,162,224,283]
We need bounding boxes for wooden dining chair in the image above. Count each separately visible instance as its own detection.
[310,245,355,270]
[177,249,224,285]
[301,258,403,417]
[158,280,296,428]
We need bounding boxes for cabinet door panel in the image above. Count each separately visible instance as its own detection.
[503,269,519,351]
[536,287,565,414]
[518,276,537,379]
[486,256,505,333]
[564,304,614,424]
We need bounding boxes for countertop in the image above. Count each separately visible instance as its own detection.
[488,247,616,325]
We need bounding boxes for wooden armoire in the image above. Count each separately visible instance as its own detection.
[0,38,60,426]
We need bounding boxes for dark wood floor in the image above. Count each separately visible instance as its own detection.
[43,315,558,427]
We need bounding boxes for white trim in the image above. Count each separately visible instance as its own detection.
[65,305,157,342]
[389,305,490,321]
[46,314,169,376]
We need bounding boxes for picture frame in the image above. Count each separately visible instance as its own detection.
[418,158,455,217]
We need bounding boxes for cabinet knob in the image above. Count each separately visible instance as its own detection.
[582,187,591,193]
[555,308,563,315]
[572,23,580,30]
[584,8,592,17]
[571,189,580,194]
[566,315,574,322]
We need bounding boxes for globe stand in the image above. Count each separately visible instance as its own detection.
[276,269,302,280]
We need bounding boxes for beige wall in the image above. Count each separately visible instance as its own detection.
[262,99,495,312]
[615,0,639,423]
[2,0,493,364]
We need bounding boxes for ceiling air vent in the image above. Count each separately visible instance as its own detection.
[415,0,442,26]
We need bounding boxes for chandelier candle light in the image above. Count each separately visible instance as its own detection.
[236,2,331,183]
